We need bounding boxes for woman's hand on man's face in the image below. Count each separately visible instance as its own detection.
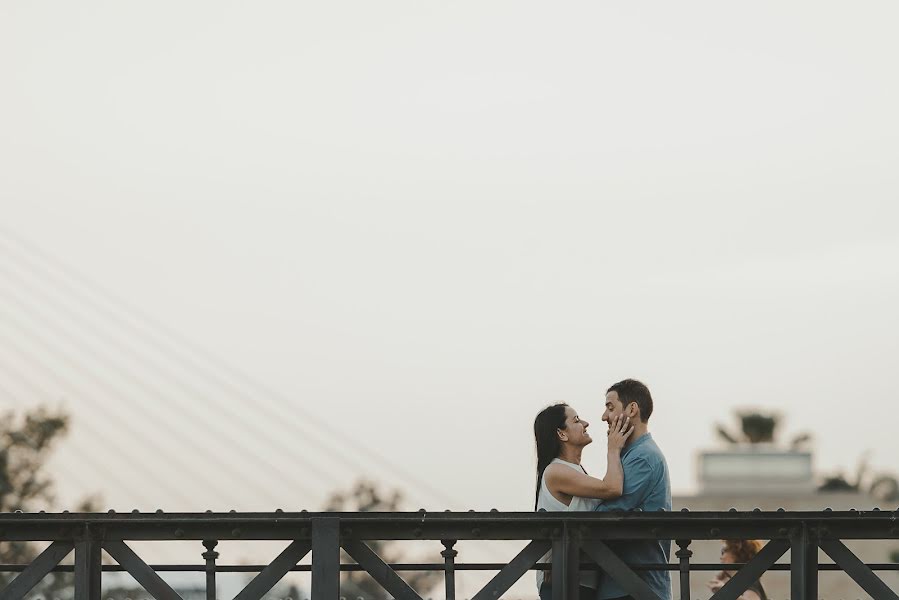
[606,414,633,450]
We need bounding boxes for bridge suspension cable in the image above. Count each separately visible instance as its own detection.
[0,229,464,509]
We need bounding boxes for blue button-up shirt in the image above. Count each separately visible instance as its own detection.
[593,432,672,600]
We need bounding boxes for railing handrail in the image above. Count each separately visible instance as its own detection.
[1,510,896,540]
[1,511,897,599]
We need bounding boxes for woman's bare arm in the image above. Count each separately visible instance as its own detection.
[545,449,624,499]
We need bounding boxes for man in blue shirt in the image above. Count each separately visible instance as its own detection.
[593,379,672,600]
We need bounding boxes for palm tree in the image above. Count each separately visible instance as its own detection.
[716,410,813,449]
[715,411,779,445]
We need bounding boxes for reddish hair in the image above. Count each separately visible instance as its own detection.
[723,539,763,564]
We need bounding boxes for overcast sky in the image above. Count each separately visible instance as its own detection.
[2,1,899,520]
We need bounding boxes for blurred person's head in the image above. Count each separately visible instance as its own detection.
[721,539,763,565]
[710,539,766,599]
[533,403,592,508]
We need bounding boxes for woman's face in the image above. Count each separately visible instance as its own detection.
[559,406,592,446]
[720,546,737,564]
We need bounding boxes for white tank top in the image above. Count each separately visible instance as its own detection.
[535,458,600,590]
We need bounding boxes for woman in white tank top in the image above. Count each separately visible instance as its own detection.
[533,403,633,600]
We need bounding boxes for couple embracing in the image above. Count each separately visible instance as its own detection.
[533,379,672,600]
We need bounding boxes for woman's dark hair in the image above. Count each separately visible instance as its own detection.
[533,403,569,510]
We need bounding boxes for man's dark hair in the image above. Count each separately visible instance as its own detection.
[607,378,653,422]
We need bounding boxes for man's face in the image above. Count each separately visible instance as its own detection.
[602,391,634,430]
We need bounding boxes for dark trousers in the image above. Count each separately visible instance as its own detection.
[538,584,597,600]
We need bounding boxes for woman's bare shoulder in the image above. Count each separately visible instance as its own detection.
[543,462,577,480]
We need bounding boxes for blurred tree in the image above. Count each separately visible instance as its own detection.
[816,451,899,503]
[0,406,100,597]
[716,411,783,445]
[0,405,70,594]
[0,406,69,511]
[739,413,777,443]
[789,432,813,450]
[868,474,899,503]
[713,424,739,445]
[715,410,816,449]
[819,452,870,492]
[817,475,856,492]
[324,480,441,600]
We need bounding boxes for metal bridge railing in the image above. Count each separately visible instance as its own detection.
[0,510,897,600]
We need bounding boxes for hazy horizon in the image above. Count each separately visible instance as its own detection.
[2,1,898,519]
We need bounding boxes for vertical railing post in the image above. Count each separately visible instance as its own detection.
[567,526,581,600]
[441,539,457,600]
[311,517,340,600]
[74,527,101,600]
[551,523,571,600]
[675,539,692,600]
[202,540,219,600]
[791,523,818,600]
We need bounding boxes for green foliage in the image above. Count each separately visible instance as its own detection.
[716,411,781,445]
[817,475,856,492]
[869,475,899,503]
[0,406,70,581]
[738,412,777,443]
[0,406,100,597]
[816,452,899,501]
[714,424,739,445]
[324,480,441,600]
[0,406,69,511]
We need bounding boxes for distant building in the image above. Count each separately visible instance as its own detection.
[674,445,899,599]
[697,446,815,495]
